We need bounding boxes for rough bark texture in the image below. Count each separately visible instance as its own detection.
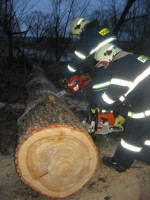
[15,64,98,199]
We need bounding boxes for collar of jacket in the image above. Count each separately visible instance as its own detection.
[112,51,133,62]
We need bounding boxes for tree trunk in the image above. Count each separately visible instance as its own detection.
[15,63,98,199]
[8,33,13,57]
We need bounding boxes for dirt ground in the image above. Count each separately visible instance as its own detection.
[0,58,150,200]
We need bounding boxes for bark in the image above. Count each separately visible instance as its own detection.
[15,63,98,199]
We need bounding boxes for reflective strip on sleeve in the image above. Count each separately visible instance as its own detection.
[128,112,145,118]
[93,77,132,94]
[125,66,150,97]
[144,140,150,146]
[92,81,110,89]
[102,93,115,104]
[128,110,150,118]
[74,50,86,59]
[75,36,116,59]
[111,79,132,87]
[121,139,142,152]
[95,65,150,108]
[67,65,76,72]
[89,37,116,55]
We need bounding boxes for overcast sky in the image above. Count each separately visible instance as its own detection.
[28,0,50,13]
[27,0,126,14]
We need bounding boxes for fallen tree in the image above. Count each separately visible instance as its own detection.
[15,63,98,199]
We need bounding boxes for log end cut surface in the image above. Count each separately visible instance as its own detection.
[15,126,98,199]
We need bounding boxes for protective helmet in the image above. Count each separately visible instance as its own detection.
[94,43,122,67]
[70,18,90,38]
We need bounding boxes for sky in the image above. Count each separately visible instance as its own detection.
[25,0,126,20]
[20,0,126,36]
[28,0,51,13]
[27,0,124,14]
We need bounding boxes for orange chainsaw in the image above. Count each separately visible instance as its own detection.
[84,110,124,136]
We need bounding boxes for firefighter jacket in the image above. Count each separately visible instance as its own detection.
[93,52,150,119]
[65,23,116,78]
[94,52,150,168]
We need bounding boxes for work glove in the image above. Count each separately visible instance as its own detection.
[59,77,69,88]
[114,115,125,129]
[91,107,100,114]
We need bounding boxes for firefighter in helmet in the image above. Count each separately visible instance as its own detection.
[93,39,150,172]
[61,17,115,111]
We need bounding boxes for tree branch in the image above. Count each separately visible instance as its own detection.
[113,0,136,34]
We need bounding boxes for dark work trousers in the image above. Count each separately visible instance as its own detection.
[114,116,150,168]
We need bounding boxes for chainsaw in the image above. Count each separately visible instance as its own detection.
[57,74,92,97]
[56,75,123,136]
[82,110,124,136]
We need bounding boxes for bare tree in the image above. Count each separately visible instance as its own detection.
[117,0,150,54]
[90,0,150,55]
[0,0,31,57]
[24,11,53,43]
[23,11,55,62]
[89,0,124,29]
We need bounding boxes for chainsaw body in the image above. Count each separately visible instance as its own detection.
[87,111,123,135]
[57,74,92,97]
[66,74,92,95]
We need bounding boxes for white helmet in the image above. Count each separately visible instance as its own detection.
[94,43,122,67]
[70,18,90,38]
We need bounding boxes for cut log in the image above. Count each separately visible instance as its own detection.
[15,63,98,199]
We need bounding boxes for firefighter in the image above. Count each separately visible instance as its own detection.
[60,17,116,110]
[93,40,150,172]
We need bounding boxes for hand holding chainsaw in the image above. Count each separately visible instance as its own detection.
[58,73,92,97]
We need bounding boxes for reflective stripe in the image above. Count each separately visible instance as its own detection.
[144,140,150,146]
[74,37,116,59]
[93,78,131,90]
[77,18,84,25]
[96,65,150,107]
[119,96,125,102]
[128,110,150,118]
[89,37,116,55]
[108,45,114,50]
[128,112,145,118]
[125,65,150,97]
[145,110,150,116]
[121,139,142,152]
[92,81,110,89]
[101,109,113,113]
[74,51,86,59]
[102,93,115,104]
[111,79,132,87]
[67,65,76,72]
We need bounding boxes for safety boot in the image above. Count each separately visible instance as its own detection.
[102,156,126,172]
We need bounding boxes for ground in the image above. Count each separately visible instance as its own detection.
[0,58,150,200]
